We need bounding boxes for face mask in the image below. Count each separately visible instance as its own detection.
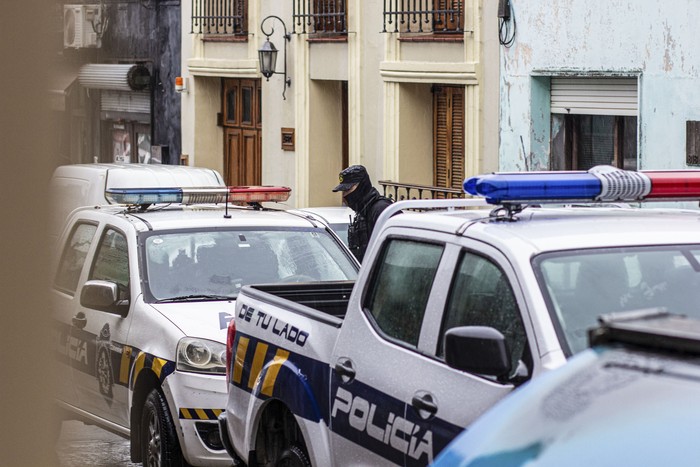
[344,177,371,211]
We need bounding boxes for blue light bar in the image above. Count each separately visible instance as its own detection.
[106,187,185,205]
[464,172,602,203]
[464,166,658,204]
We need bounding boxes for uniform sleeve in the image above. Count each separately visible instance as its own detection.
[367,198,393,236]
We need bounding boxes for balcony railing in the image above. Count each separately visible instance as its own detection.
[293,0,347,35]
[382,0,464,34]
[191,0,247,35]
[379,180,466,201]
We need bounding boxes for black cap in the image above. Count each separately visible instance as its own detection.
[332,165,369,192]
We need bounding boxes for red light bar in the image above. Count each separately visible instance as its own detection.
[227,186,291,203]
[643,171,700,199]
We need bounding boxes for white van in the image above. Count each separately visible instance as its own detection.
[49,163,224,241]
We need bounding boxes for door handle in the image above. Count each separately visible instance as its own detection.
[72,312,87,330]
[411,391,438,419]
[334,357,356,384]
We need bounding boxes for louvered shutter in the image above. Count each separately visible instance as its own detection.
[433,86,465,192]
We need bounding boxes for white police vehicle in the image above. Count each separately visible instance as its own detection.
[51,185,359,466]
[220,167,700,466]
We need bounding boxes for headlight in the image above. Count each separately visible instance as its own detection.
[176,337,226,375]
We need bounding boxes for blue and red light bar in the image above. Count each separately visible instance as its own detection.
[464,166,700,204]
[106,185,291,205]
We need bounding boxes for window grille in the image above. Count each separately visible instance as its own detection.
[191,0,247,35]
[382,0,463,34]
[293,0,347,35]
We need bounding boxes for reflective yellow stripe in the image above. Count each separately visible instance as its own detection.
[180,408,193,419]
[212,409,223,417]
[119,346,132,384]
[152,357,166,378]
[195,409,208,420]
[233,337,249,385]
[261,349,290,397]
[248,342,268,389]
[133,352,146,382]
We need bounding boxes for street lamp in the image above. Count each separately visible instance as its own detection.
[259,15,292,100]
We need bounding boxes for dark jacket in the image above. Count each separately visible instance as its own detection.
[345,179,392,262]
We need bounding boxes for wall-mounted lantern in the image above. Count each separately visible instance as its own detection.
[258,15,292,99]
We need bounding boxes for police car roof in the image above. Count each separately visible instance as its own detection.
[89,204,321,231]
[385,206,700,254]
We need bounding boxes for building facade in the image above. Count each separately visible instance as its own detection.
[498,0,700,172]
[180,0,500,207]
[52,1,181,166]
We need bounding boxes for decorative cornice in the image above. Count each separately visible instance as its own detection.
[379,61,477,84]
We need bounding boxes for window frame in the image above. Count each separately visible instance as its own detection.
[87,225,131,304]
[54,221,99,296]
[361,235,446,350]
[436,248,530,377]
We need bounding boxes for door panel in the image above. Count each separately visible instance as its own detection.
[71,226,133,428]
[223,79,261,186]
[52,221,99,408]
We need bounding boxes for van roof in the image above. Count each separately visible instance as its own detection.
[49,163,225,240]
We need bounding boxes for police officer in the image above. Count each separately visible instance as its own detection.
[333,165,392,262]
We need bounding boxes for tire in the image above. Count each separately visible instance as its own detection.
[141,389,186,467]
[276,444,311,467]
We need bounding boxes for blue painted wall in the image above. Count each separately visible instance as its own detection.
[499,0,700,171]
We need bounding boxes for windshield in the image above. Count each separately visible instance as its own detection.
[142,227,358,302]
[534,245,700,355]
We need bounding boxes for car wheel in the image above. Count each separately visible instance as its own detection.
[141,389,185,467]
[276,444,311,467]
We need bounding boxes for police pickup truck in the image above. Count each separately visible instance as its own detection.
[220,167,700,466]
[51,186,358,466]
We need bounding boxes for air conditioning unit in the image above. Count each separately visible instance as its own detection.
[63,4,101,48]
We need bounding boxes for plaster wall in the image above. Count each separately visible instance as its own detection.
[398,83,433,185]
[501,0,700,170]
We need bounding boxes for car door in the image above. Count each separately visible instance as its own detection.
[52,220,99,409]
[329,231,533,466]
[328,232,452,466]
[401,242,534,464]
[71,223,134,428]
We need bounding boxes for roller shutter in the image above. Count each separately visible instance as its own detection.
[551,78,638,116]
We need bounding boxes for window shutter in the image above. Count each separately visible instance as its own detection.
[433,86,465,191]
[551,78,638,116]
[434,90,449,189]
[450,89,465,189]
[433,0,463,32]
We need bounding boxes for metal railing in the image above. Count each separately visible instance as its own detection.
[293,0,347,35]
[191,0,247,35]
[379,180,466,200]
[382,0,463,34]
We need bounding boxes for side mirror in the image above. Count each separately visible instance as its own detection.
[444,326,510,378]
[80,280,128,317]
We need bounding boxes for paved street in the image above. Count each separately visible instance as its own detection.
[56,421,137,467]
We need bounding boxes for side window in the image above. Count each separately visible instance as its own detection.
[438,251,527,376]
[364,239,444,347]
[54,223,98,294]
[90,228,130,300]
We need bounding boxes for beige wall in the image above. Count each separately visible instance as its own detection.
[193,76,224,174]
[308,80,345,207]
[180,0,499,206]
[398,83,433,185]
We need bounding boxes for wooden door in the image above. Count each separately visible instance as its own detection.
[223,79,261,186]
[433,85,465,192]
